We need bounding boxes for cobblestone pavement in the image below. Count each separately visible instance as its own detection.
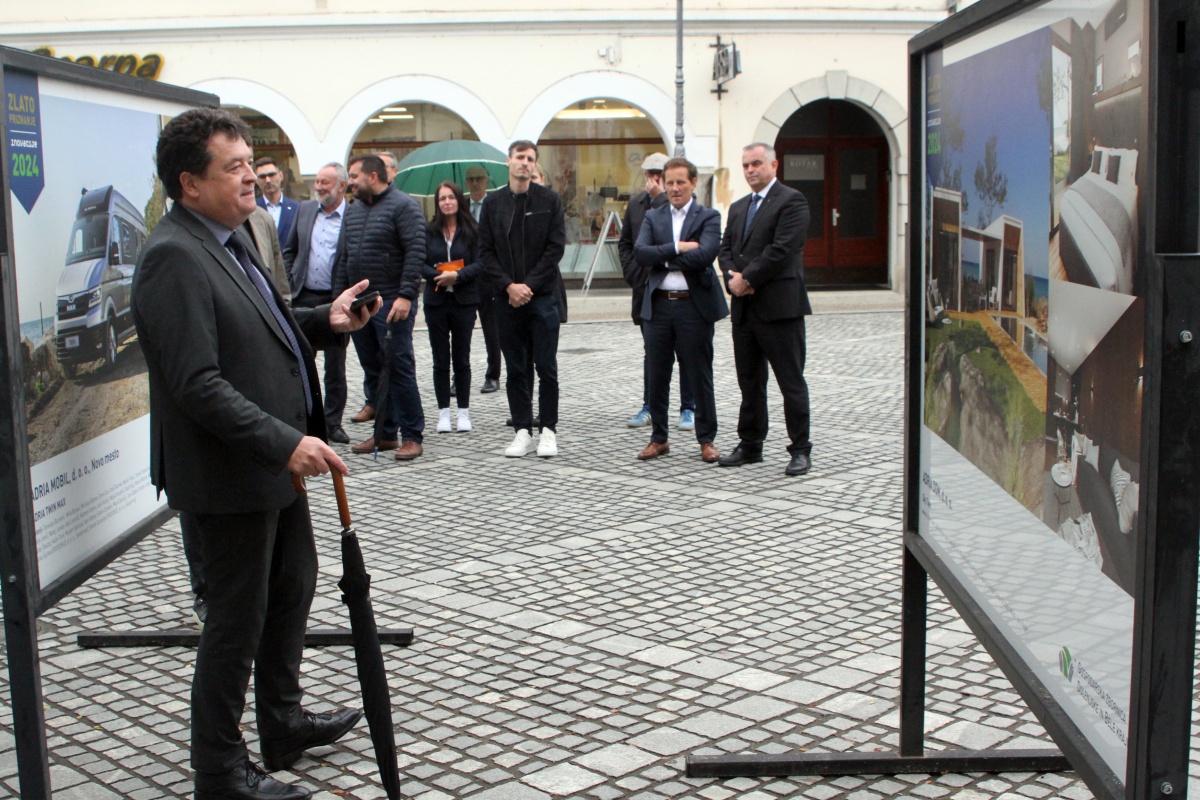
[0,310,1189,799]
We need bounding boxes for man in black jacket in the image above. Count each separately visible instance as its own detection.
[332,154,427,461]
[717,142,814,476]
[618,152,695,431]
[479,140,567,458]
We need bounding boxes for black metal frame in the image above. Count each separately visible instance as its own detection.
[687,0,1200,795]
[0,45,215,799]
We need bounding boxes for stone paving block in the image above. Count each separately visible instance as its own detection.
[626,727,709,756]
[764,680,840,705]
[523,763,606,795]
[591,634,658,656]
[806,666,877,689]
[575,743,659,776]
[716,668,790,692]
[630,645,694,668]
[722,696,796,722]
[675,711,754,739]
[817,691,890,721]
[468,781,552,799]
[930,720,1012,749]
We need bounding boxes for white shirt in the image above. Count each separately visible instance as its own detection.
[660,199,692,291]
[263,196,283,228]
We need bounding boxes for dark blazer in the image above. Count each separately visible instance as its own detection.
[132,204,338,515]
[718,180,812,324]
[618,190,669,324]
[479,182,569,322]
[422,224,485,306]
[282,199,345,297]
[634,200,729,324]
[258,194,300,251]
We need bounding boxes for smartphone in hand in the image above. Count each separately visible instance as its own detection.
[349,290,381,313]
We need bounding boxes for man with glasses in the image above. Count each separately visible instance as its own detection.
[255,156,299,249]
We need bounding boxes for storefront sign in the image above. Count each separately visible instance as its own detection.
[32,47,164,81]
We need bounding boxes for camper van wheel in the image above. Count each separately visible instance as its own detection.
[105,320,118,367]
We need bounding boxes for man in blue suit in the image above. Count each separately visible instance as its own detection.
[633,157,728,463]
[255,156,300,248]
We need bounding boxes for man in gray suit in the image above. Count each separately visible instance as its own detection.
[132,108,380,800]
[283,162,350,443]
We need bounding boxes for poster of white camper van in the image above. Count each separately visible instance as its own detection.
[54,186,145,373]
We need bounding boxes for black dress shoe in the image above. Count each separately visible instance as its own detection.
[718,445,763,467]
[194,760,311,800]
[785,453,811,476]
[480,378,499,393]
[327,425,350,444]
[261,708,362,772]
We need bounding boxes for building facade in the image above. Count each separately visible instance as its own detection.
[1,0,948,288]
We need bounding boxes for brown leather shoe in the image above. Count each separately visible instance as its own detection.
[350,405,375,424]
[351,437,398,454]
[700,442,720,462]
[394,441,423,461]
[637,441,670,460]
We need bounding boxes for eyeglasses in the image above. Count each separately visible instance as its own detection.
[256,170,280,180]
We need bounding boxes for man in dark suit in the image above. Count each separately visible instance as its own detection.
[717,142,814,476]
[255,156,300,248]
[284,162,351,444]
[633,156,728,463]
[479,140,567,459]
[619,152,696,431]
[133,108,380,800]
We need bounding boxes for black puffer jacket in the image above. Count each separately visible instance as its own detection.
[332,186,425,302]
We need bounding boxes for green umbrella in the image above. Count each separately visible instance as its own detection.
[393,140,508,196]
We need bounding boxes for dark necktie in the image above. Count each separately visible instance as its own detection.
[225,233,312,415]
[743,193,762,237]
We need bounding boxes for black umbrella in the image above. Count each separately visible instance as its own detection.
[371,323,395,460]
[331,471,401,799]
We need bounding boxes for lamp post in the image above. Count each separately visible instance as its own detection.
[674,0,685,157]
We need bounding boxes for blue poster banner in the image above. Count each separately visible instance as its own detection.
[5,69,44,213]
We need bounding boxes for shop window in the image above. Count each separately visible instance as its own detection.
[538,98,667,282]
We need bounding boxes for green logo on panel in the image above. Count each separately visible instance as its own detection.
[1059,647,1074,681]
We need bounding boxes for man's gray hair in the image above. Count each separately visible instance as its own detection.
[744,142,777,161]
[323,162,349,183]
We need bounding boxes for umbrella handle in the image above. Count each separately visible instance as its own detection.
[331,471,352,529]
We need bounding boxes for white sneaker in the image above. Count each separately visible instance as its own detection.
[505,429,534,457]
[456,409,472,432]
[437,408,452,433]
[537,428,558,458]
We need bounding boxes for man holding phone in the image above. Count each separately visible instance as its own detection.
[133,108,381,800]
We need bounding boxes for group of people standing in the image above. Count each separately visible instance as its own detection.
[132,106,816,799]
[278,139,814,476]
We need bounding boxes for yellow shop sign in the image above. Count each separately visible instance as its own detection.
[33,47,164,80]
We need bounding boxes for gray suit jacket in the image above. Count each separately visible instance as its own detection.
[132,204,337,514]
[282,199,340,297]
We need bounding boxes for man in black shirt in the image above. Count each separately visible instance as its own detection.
[479,140,567,458]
